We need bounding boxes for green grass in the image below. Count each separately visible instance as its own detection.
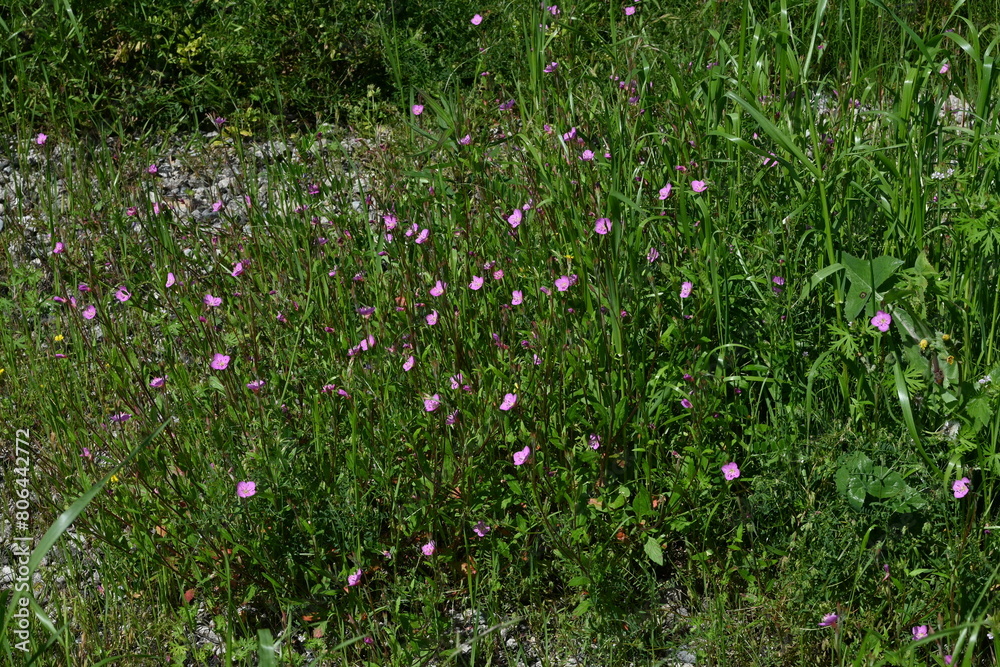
[1,0,1000,665]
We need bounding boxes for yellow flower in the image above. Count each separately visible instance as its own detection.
[942,334,951,342]
[947,355,955,364]
[919,339,928,350]
[54,334,64,342]
[110,475,120,483]
[0,368,5,375]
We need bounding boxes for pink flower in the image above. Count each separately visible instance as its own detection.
[939,63,950,74]
[147,164,158,174]
[471,13,483,25]
[52,242,65,254]
[508,209,523,228]
[403,355,415,371]
[211,354,230,370]
[589,434,601,450]
[512,290,523,305]
[493,269,504,280]
[424,394,441,412]
[231,262,245,277]
[110,412,132,423]
[115,287,131,302]
[213,200,224,212]
[36,133,47,145]
[647,247,660,262]
[426,310,439,326]
[412,104,424,115]
[469,276,484,290]
[166,273,176,288]
[236,481,256,498]
[430,280,447,297]
[421,540,436,556]
[871,310,892,332]
[543,62,558,73]
[555,276,571,292]
[912,625,929,641]
[818,614,838,628]
[78,283,91,292]
[500,393,518,411]
[680,281,693,298]
[150,377,166,388]
[658,183,673,200]
[383,214,398,230]
[459,134,472,145]
[247,380,265,392]
[347,568,363,586]
[473,521,491,537]
[681,398,693,409]
[691,180,708,193]
[450,374,463,389]
[513,446,531,465]
[126,206,138,216]
[722,462,740,480]
[203,294,222,307]
[415,228,430,244]
[952,477,971,499]
[595,217,612,235]
[82,305,97,320]
[580,150,595,161]
[624,5,636,15]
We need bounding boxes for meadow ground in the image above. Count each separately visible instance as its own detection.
[1,1,1000,665]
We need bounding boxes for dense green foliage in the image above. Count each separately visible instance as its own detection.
[1,0,1000,665]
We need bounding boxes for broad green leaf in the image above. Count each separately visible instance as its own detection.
[644,536,664,566]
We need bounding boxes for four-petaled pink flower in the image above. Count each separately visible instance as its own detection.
[115,287,131,302]
[247,380,265,392]
[469,276,484,290]
[166,273,176,288]
[595,218,612,235]
[150,376,166,388]
[500,393,518,411]
[424,394,441,412]
[37,133,47,145]
[648,247,660,262]
[347,568,363,586]
[543,62,558,73]
[681,398,693,409]
[680,281,693,298]
[471,13,483,25]
[415,228,430,244]
[912,625,929,641]
[589,434,601,450]
[508,209,523,228]
[403,355,415,371]
[659,183,672,200]
[147,164,158,174]
[412,104,424,116]
[624,5,636,15]
[513,446,531,466]
[691,180,708,193]
[580,149,595,161]
[213,200,224,213]
[421,540,436,556]
[555,276,571,292]
[952,477,971,499]
[430,280,447,297]
[82,305,97,320]
[426,310,439,326]
[52,242,65,254]
[211,353,230,370]
[459,134,472,145]
[512,290,523,305]
[871,310,892,332]
[722,462,741,480]
[818,614,838,628]
[236,481,256,498]
[231,261,245,277]
[473,521,491,537]
[939,63,950,74]
[203,294,222,307]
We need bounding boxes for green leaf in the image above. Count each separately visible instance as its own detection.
[644,536,664,566]
[632,488,652,519]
